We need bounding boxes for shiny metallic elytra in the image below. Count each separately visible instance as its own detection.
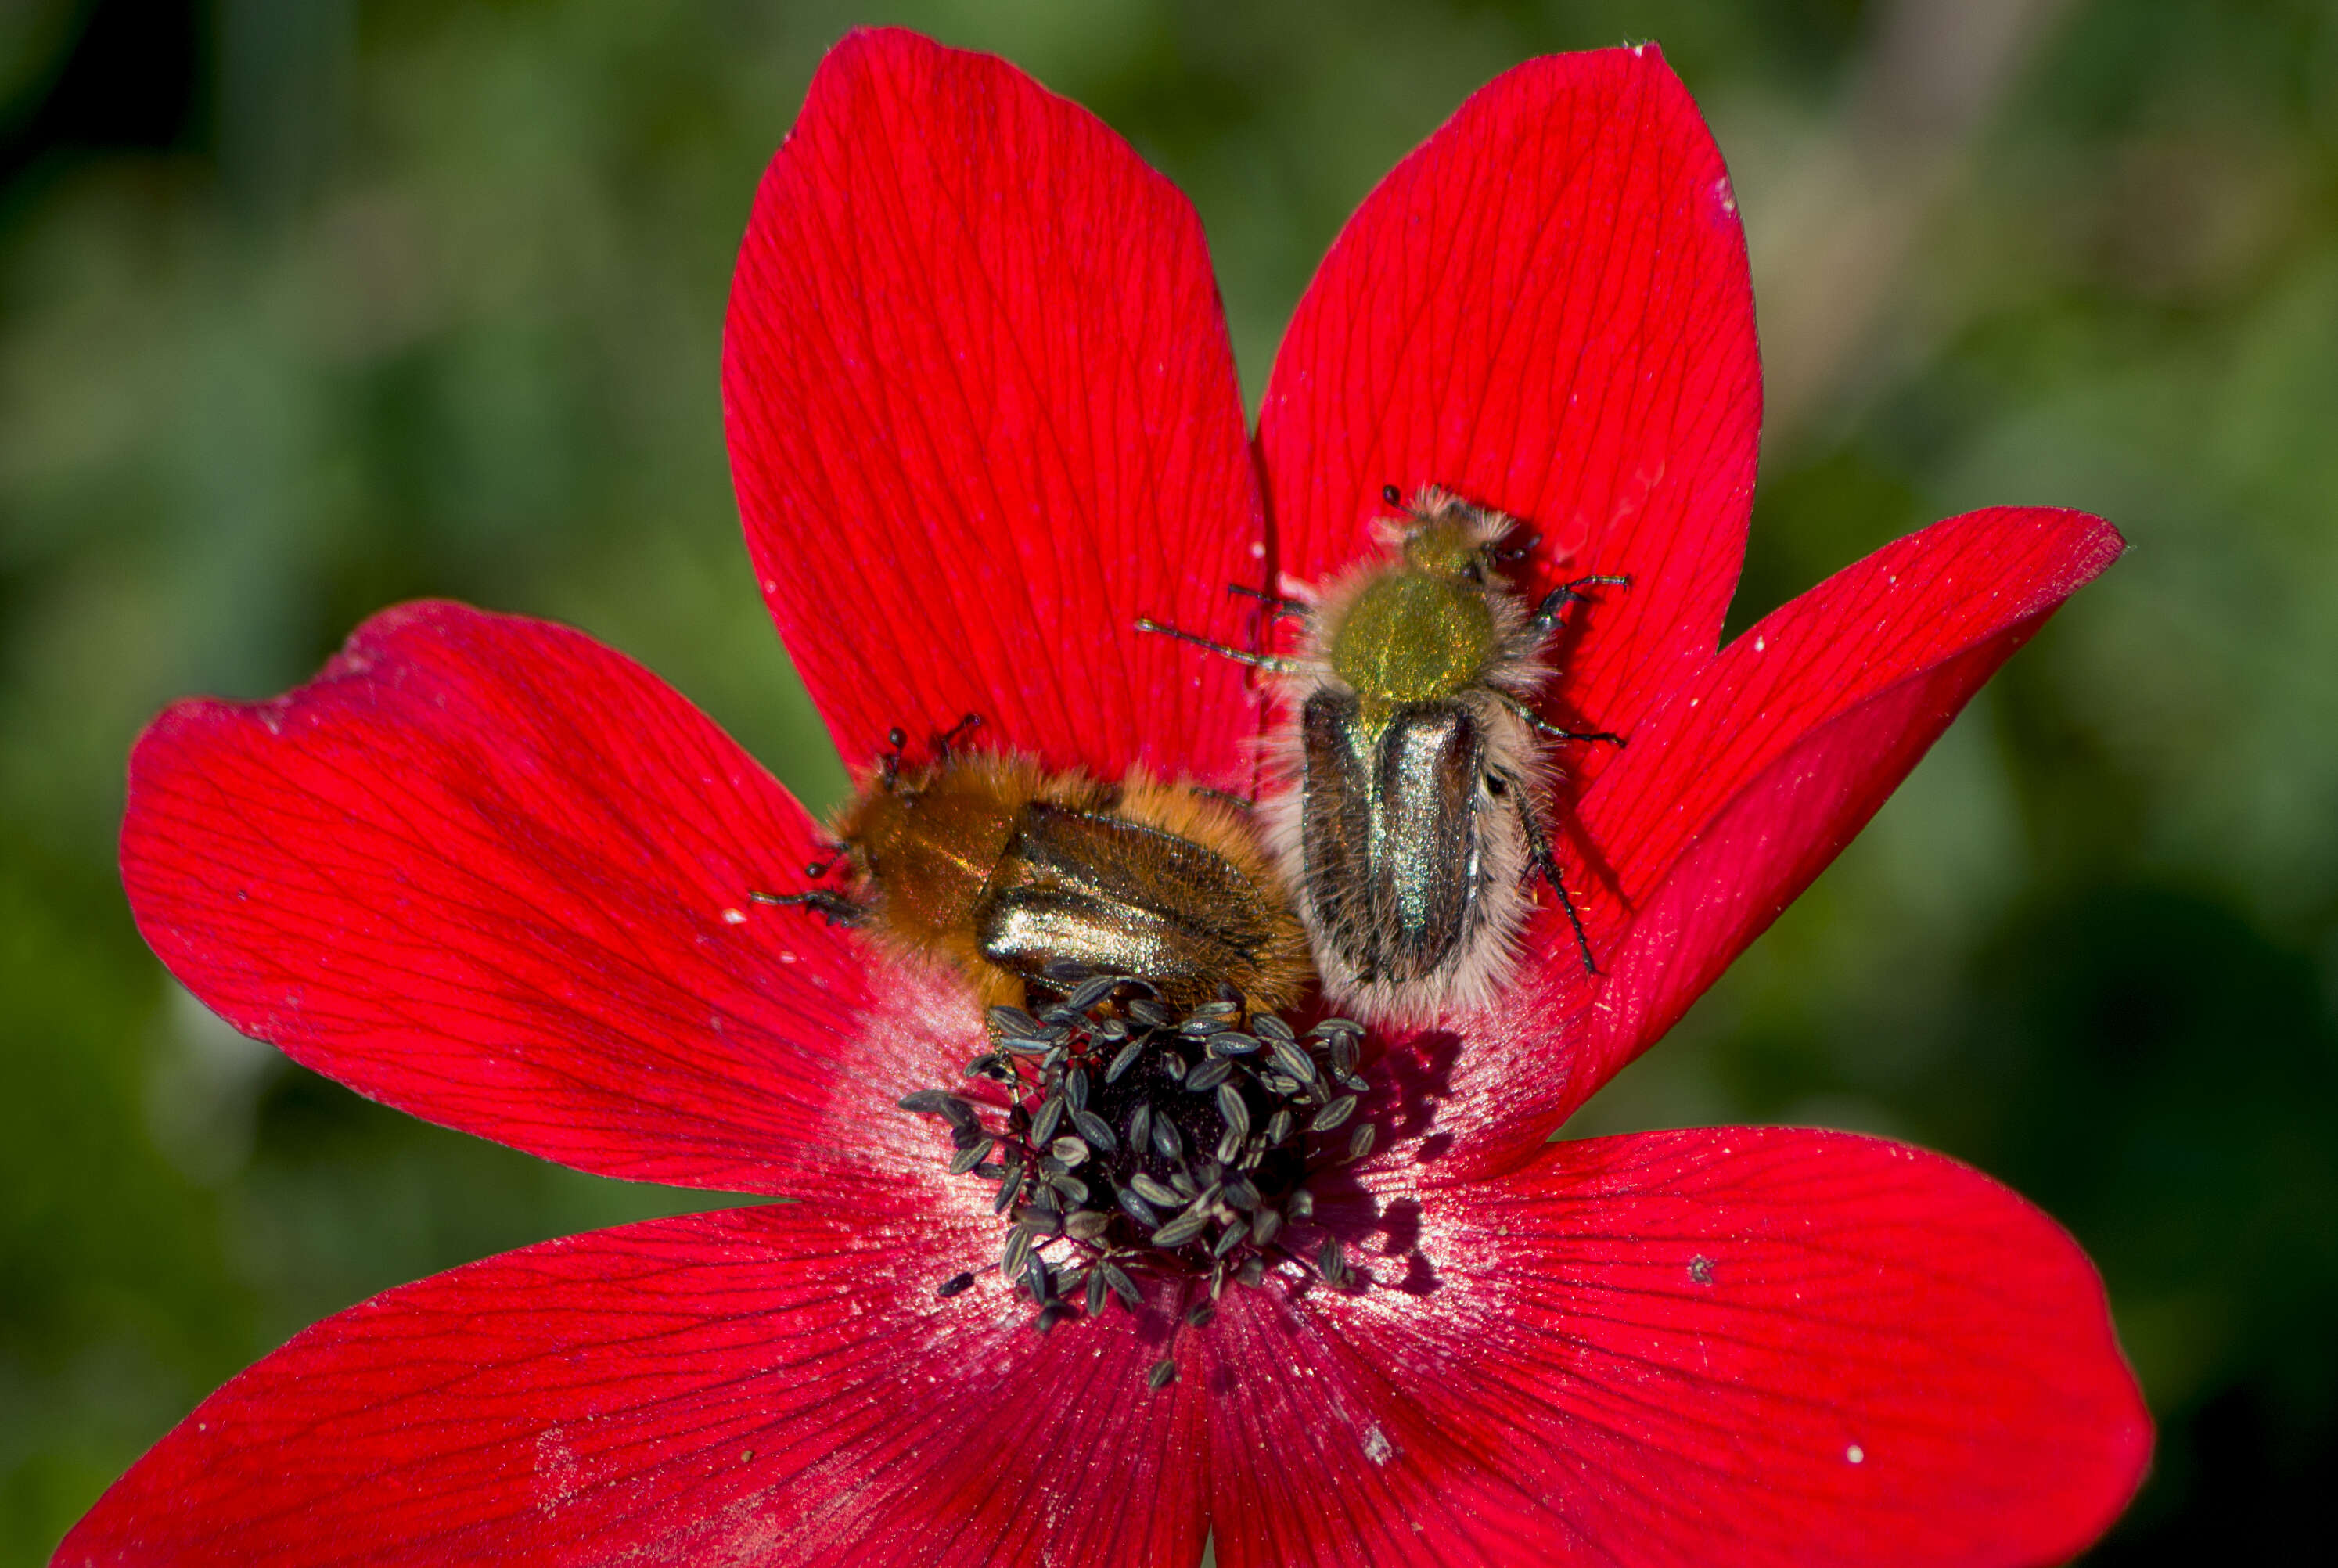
[753,733,1311,1016]
[895,973,1377,1369]
[1139,486,1628,1024]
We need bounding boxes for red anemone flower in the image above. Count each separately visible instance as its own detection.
[64,28,2149,1568]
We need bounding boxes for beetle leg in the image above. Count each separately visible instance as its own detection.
[1524,573,1631,638]
[1225,583,1311,620]
[1492,769,1599,975]
[1494,689,1625,746]
[748,889,869,928]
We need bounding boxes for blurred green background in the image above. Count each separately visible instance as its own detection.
[2,0,2331,1559]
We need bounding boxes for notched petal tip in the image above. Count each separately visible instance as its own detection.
[2039,504,2128,585]
[120,600,901,1193]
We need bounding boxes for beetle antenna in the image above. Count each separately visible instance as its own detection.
[933,711,984,759]
[1135,617,1305,674]
[876,725,910,788]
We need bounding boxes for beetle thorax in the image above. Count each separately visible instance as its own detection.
[1324,570,1497,703]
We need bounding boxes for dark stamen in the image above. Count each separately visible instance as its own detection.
[897,974,1378,1378]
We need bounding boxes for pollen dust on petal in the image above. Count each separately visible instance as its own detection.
[533,1425,583,1514]
[1362,1423,1394,1466]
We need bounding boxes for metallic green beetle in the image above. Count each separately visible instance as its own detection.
[1142,485,1624,1024]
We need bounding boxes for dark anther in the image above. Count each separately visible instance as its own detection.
[1382,483,1403,507]
[905,974,1377,1366]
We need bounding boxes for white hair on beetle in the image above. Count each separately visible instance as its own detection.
[1137,484,1617,1028]
[1255,486,1594,1027]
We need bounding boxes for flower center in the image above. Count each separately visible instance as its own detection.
[901,968,1375,1379]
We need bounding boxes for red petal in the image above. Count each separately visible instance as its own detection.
[120,601,894,1193]
[1203,1128,2149,1567]
[726,28,1266,788]
[1566,506,2124,1103]
[57,1192,1207,1566]
[1427,506,2121,1163]
[1257,45,1759,769]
